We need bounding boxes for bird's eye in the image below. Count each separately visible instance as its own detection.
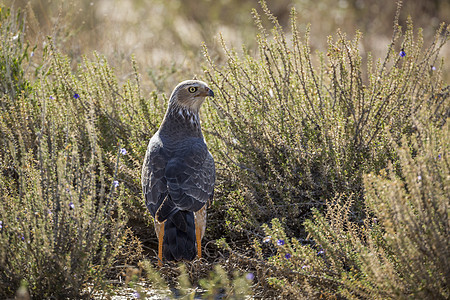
[188,87,198,93]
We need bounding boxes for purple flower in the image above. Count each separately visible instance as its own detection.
[263,236,271,243]
[246,272,254,281]
[431,66,436,71]
[399,49,406,57]
[0,221,2,229]
[73,93,80,99]
[69,202,74,210]
[277,239,285,246]
[317,250,325,255]
[417,175,422,181]
[21,235,25,241]
[113,180,119,188]
[49,96,54,100]
[120,148,127,155]
[132,291,140,299]
[285,253,291,259]
[438,154,441,159]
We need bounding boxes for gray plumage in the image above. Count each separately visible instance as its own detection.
[141,80,215,263]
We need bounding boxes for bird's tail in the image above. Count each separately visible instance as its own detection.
[163,210,196,261]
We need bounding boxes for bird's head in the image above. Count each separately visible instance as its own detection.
[168,80,214,113]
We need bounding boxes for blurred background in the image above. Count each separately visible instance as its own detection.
[5,0,450,89]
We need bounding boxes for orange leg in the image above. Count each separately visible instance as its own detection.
[195,224,202,259]
[158,224,164,267]
[194,206,206,260]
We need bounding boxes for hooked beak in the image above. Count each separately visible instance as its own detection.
[206,87,214,97]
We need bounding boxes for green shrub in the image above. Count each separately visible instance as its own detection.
[202,0,449,238]
[0,126,128,298]
[199,1,449,298]
[257,116,448,299]
[0,6,32,100]
[362,122,449,298]
[0,9,138,297]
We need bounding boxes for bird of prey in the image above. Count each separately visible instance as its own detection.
[141,80,215,266]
